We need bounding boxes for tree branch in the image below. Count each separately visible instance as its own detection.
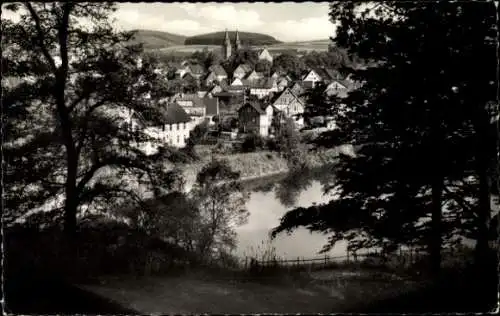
[443,186,475,213]
[25,3,58,74]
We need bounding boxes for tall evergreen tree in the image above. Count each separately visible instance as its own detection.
[271,2,498,278]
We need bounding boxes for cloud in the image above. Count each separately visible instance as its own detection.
[270,16,336,41]
[180,4,263,30]
[112,9,212,35]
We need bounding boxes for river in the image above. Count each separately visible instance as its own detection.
[234,167,349,260]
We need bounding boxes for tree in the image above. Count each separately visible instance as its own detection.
[271,2,498,280]
[190,159,250,259]
[275,117,308,170]
[272,52,305,80]
[3,3,181,238]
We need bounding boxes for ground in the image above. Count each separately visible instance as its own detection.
[77,269,424,314]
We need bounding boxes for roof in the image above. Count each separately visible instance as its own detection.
[209,64,227,77]
[188,64,205,74]
[238,102,266,114]
[315,67,342,81]
[203,98,219,115]
[290,82,305,95]
[248,78,275,89]
[204,71,217,81]
[274,88,304,105]
[234,63,252,73]
[302,69,321,81]
[161,103,191,125]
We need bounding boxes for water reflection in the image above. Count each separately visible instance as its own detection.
[235,165,346,260]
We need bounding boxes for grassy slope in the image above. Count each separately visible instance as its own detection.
[79,269,421,314]
[129,29,187,49]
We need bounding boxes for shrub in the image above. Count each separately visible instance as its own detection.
[241,133,265,152]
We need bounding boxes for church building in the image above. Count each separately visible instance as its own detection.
[222,30,242,60]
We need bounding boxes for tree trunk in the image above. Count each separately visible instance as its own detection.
[429,111,444,278]
[474,121,492,275]
[430,175,444,277]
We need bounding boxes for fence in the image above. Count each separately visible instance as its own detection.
[240,248,475,273]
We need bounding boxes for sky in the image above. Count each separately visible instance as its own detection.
[112,2,336,42]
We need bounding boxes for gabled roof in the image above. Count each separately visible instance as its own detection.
[161,103,191,125]
[302,69,321,81]
[314,67,342,81]
[244,70,258,79]
[273,88,304,106]
[326,80,348,90]
[238,101,266,114]
[204,71,218,82]
[182,72,196,80]
[234,63,252,73]
[290,82,305,95]
[188,64,205,74]
[209,64,227,77]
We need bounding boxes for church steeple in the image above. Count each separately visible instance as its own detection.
[223,29,232,60]
[235,30,241,50]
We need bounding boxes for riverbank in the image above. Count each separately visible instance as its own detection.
[179,145,354,189]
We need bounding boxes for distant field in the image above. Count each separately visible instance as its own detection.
[154,45,221,53]
[148,39,331,55]
[267,40,331,52]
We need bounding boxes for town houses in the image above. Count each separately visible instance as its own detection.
[131,30,358,152]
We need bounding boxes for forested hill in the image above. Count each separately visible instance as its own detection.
[128,29,187,49]
[184,31,282,46]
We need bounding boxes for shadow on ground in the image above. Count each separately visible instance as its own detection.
[346,270,498,313]
[4,272,138,315]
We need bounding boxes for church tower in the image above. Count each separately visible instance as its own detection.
[235,30,242,51]
[223,29,232,60]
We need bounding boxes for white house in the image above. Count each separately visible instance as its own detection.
[257,48,273,63]
[127,103,194,152]
[301,69,322,89]
[272,88,305,127]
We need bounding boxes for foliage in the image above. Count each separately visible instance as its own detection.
[274,117,308,170]
[272,52,305,80]
[271,2,498,278]
[190,159,250,259]
[184,31,281,46]
[241,133,266,152]
[2,3,182,234]
[190,48,222,70]
[222,47,260,73]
